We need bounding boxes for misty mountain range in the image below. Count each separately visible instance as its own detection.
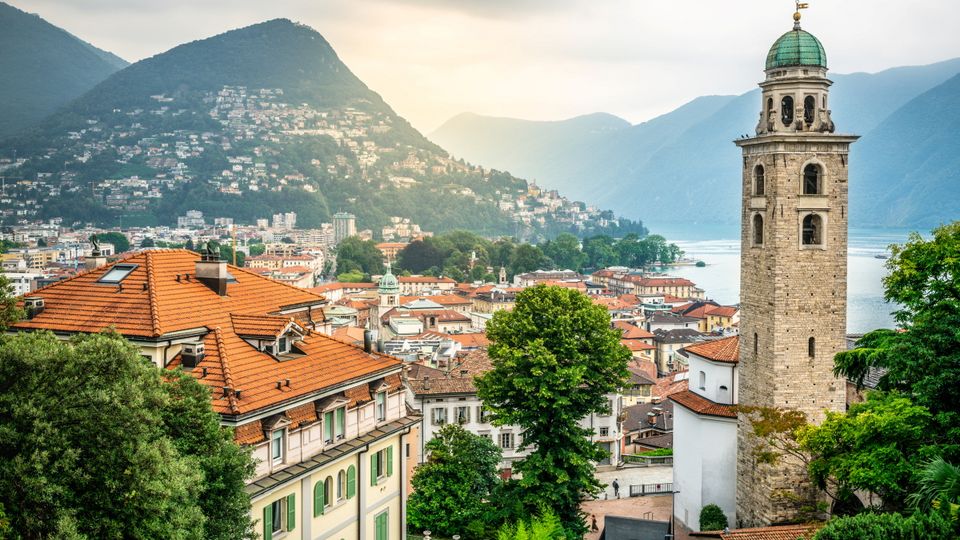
[432,59,960,228]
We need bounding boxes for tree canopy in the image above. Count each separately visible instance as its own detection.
[407,424,503,539]
[0,331,255,539]
[475,285,630,534]
[93,231,130,253]
[335,236,384,276]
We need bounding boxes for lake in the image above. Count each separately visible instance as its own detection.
[648,223,916,334]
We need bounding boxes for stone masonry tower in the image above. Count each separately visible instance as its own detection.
[735,7,858,527]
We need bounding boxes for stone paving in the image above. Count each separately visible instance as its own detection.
[581,465,675,540]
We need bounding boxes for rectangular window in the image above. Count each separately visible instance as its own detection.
[455,406,470,424]
[278,337,288,354]
[271,429,284,464]
[335,407,345,440]
[599,427,610,437]
[431,407,447,426]
[500,432,514,450]
[324,411,334,444]
[479,432,492,442]
[376,391,387,421]
[375,509,389,540]
[271,499,283,534]
[476,406,489,423]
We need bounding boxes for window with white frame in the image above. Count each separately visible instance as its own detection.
[599,427,610,437]
[376,391,387,421]
[270,429,284,465]
[431,407,447,426]
[323,411,334,444]
[500,432,514,449]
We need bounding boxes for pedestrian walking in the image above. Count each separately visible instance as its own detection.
[612,478,620,498]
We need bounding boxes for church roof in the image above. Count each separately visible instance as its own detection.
[766,28,827,70]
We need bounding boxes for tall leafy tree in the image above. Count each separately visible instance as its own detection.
[0,331,255,539]
[541,233,586,271]
[476,285,630,534]
[93,231,130,253]
[0,275,23,332]
[407,424,502,539]
[335,236,384,275]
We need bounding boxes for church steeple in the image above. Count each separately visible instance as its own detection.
[735,7,859,527]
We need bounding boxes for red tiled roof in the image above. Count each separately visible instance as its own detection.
[287,402,318,429]
[622,339,655,352]
[234,420,266,445]
[399,294,471,306]
[670,389,737,418]
[399,276,457,284]
[14,250,325,338]
[683,336,740,364]
[308,282,375,293]
[653,371,689,400]
[691,524,822,540]
[231,313,295,339]
[407,349,493,395]
[614,320,655,339]
[706,305,738,318]
[14,249,403,417]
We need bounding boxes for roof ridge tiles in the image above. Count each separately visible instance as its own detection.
[228,263,328,302]
[145,251,163,336]
[213,326,240,415]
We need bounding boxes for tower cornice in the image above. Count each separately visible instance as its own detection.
[735,134,859,148]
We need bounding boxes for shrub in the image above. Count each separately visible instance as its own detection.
[813,511,952,540]
[699,504,728,531]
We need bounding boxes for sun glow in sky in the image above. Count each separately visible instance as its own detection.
[13,0,958,132]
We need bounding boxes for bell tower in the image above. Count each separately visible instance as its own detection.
[735,5,858,526]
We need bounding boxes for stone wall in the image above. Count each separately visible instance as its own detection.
[735,135,855,526]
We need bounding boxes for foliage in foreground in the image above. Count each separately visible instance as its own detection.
[0,331,255,540]
[812,511,952,540]
[476,285,631,535]
[699,504,728,531]
[496,508,566,540]
[407,425,503,539]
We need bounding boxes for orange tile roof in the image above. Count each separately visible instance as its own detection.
[683,336,740,364]
[614,320,655,339]
[231,313,296,339]
[706,305,739,318]
[670,389,737,418]
[286,402,318,429]
[622,339,655,352]
[399,276,457,284]
[234,420,266,445]
[14,250,326,338]
[14,249,403,416]
[691,524,822,539]
[399,294,471,306]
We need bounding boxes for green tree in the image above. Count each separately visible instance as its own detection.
[407,424,502,539]
[496,508,566,540]
[834,222,960,446]
[799,392,938,512]
[475,285,631,534]
[509,244,548,276]
[541,233,586,271]
[699,504,728,531]
[813,511,952,540]
[397,238,447,274]
[0,275,23,332]
[582,235,619,269]
[908,458,960,518]
[335,236,384,276]
[141,237,156,248]
[0,331,255,539]
[248,242,266,256]
[94,231,130,253]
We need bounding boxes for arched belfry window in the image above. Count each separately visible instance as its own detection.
[753,214,764,246]
[803,164,822,195]
[781,95,794,126]
[804,96,816,125]
[754,165,765,196]
[808,337,816,358]
[802,214,823,246]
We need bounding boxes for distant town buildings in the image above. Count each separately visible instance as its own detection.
[333,212,356,244]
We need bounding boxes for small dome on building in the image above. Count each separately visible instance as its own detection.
[765,28,827,70]
[378,270,399,294]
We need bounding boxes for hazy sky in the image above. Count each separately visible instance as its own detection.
[13,0,958,132]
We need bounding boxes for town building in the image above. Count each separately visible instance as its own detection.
[333,212,357,244]
[12,249,422,539]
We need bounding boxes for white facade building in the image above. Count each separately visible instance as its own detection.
[670,336,740,535]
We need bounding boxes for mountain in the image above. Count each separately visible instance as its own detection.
[0,2,127,139]
[431,58,960,227]
[852,73,960,228]
[0,19,646,240]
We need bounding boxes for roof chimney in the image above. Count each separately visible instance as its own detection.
[423,376,431,390]
[195,242,229,296]
[364,329,374,353]
[86,235,107,270]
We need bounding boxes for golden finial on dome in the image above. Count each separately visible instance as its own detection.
[794,1,808,29]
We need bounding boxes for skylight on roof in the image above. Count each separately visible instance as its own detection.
[98,264,137,283]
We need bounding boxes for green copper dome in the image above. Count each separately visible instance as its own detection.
[378,270,399,294]
[766,29,827,70]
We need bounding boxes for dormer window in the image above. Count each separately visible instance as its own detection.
[98,264,137,283]
[278,337,289,354]
[270,429,285,465]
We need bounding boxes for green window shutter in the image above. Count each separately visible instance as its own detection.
[347,465,356,499]
[336,407,345,436]
[313,481,324,517]
[371,453,378,486]
[286,493,296,531]
[263,504,273,540]
[386,445,393,477]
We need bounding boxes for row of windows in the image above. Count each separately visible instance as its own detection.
[313,465,357,516]
[263,478,392,539]
[767,94,824,127]
[269,392,389,466]
[752,333,816,357]
[751,213,823,247]
[752,163,823,196]
[431,405,491,426]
